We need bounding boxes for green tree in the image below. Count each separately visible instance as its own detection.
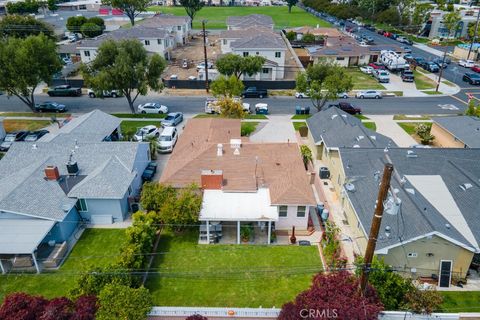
[286,30,296,41]
[47,0,57,12]
[355,256,414,310]
[140,183,176,212]
[0,14,54,38]
[80,22,103,38]
[0,34,62,112]
[88,16,106,29]
[6,0,39,14]
[70,265,133,297]
[97,284,152,320]
[300,145,312,169]
[403,288,443,314]
[179,0,204,28]
[216,53,266,80]
[217,97,245,118]
[296,62,354,111]
[210,75,244,98]
[286,0,298,13]
[102,0,150,26]
[302,32,315,43]
[443,10,462,38]
[412,4,433,30]
[415,123,435,145]
[66,16,87,34]
[159,183,202,230]
[81,39,167,113]
[465,99,477,116]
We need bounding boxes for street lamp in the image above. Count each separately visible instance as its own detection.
[202,20,209,93]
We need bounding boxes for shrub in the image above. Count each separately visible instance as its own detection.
[415,123,434,145]
[81,22,103,38]
[298,125,308,137]
[186,315,208,320]
[286,30,296,41]
[300,145,313,169]
[302,32,315,43]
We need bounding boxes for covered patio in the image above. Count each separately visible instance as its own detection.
[0,219,55,274]
[199,189,278,245]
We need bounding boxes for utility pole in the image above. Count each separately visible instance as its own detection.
[435,45,449,93]
[467,3,480,61]
[359,163,394,295]
[202,20,209,93]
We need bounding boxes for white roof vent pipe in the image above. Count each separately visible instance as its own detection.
[217,143,223,157]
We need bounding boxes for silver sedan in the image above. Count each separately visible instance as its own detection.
[355,90,382,99]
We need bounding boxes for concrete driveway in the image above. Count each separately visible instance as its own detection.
[249,115,297,143]
[367,115,417,147]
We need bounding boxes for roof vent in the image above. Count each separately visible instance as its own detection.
[459,183,473,191]
[233,148,240,155]
[331,115,338,120]
[406,188,415,195]
[62,204,71,212]
[370,135,376,140]
[67,161,79,176]
[353,144,360,148]
[345,183,355,192]
[356,135,364,141]
[341,115,347,118]
[230,139,241,149]
[406,150,418,158]
[445,223,451,229]
[32,144,38,150]
[217,143,223,157]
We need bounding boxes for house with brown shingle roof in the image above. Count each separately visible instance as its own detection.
[160,118,316,244]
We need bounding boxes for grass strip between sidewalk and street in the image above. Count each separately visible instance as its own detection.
[112,113,167,119]
[3,119,51,132]
[0,112,70,118]
[413,70,437,90]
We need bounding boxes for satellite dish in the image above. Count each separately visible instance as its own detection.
[345,183,355,192]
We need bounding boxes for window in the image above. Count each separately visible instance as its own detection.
[223,39,227,45]
[177,26,181,31]
[145,40,150,46]
[243,52,249,57]
[262,68,269,74]
[84,50,90,57]
[297,206,306,218]
[275,51,281,58]
[157,39,162,45]
[279,206,288,217]
[256,52,259,55]
[128,186,132,195]
[76,199,88,212]
[407,253,418,258]
[336,57,345,60]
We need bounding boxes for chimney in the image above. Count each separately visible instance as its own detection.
[309,172,316,184]
[217,143,223,157]
[201,170,223,190]
[45,166,60,181]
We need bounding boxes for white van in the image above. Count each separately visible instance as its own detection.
[157,127,178,153]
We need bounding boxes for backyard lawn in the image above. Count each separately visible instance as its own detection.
[440,291,480,312]
[146,6,330,29]
[120,120,163,138]
[0,229,125,302]
[3,119,51,132]
[345,69,386,90]
[145,229,322,307]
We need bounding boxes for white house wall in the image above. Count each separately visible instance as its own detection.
[231,48,286,79]
[275,205,310,231]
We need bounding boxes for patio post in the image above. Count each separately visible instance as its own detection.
[206,220,210,244]
[237,221,240,244]
[267,221,271,245]
[31,252,40,274]
[0,258,5,274]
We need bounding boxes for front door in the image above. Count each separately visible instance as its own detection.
[439,260,452,288]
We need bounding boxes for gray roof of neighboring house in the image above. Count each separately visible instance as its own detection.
[432,116,480,148]
[339,147,480,253]
[219,27,273,39]
[227,14,274,29]
[141,14,190,27]
[41,109,121,143]
[230,32,286,50]
[306,108,396,148]
[77,26,171,48]
[0,110,148,221]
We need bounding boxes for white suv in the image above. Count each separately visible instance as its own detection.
[157,127,178,153]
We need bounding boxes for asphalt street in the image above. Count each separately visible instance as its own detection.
[0,94,466,115]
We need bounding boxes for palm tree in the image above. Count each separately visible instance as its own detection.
[146,136,158,160]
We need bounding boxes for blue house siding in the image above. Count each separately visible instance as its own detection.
[79,198,127,223]
[132,142,150,196]
[42,208,80,244]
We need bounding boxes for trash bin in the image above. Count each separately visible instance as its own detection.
[321,209,329,222]
[319,167,330,179]
[295,105,310,115]
[316,202,324,215]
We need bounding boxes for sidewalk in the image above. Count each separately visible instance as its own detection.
[367,115,417,147]
[413,43,444,57]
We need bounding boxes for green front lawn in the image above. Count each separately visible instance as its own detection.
[354,114,370,120]
[193,114,268,119]
[241,121,259,136]
[345,69,386,90]
[393,114,431,121]
[0,112,70,118]
[440,291,480,312]
[146,6,330,29]
[292,121,307,131]
[145,229,322,307]
[397,122,431,135]
[423,90,442,95]
[363,122,376,131]
[291,114,312,120]
[120,120,162,137]
[413,70,437,90]
[0,229,125,302]
[112,113,167,119]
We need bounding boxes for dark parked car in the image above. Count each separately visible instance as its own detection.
[47,85,82,97]
[413,57,426,65]
[432,58,448,69]
[364,25,376,31]
[328,102,362,115]
[241,87,268,98]
[401,46,412,53]
[401,70,415,82]
[463,72,480,85]
[403,54,414,62]
[142,168,155,182]
[0,131,28,151]
[35,101,67,113]
[421,61,440,73]
[24,130,49,142]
